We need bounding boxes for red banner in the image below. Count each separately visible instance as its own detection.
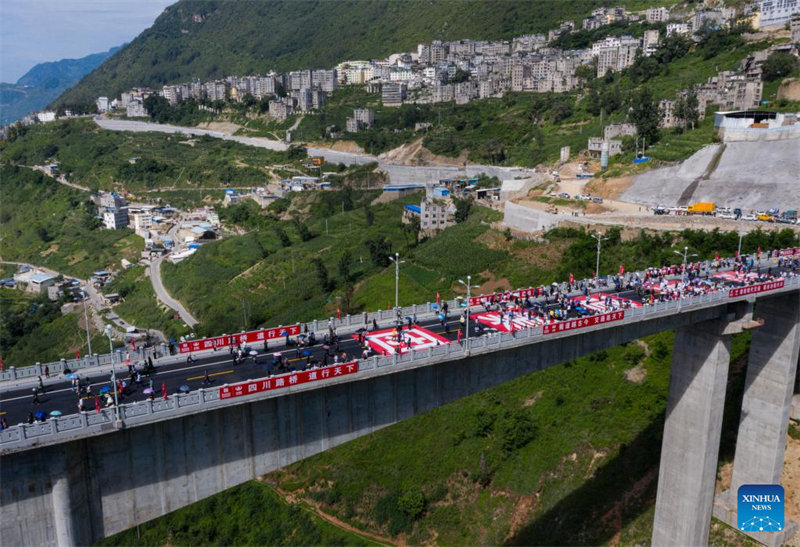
[219,362,359,400]
[728,279,785,298]
[180,324,301,353]
[778,248,800,257]
[542,310,625,335]
[469,288,537,307]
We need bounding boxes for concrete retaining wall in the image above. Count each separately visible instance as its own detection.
[503,201,560,233]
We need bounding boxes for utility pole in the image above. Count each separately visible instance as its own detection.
[104,325,120,424]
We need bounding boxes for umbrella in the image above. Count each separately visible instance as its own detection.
[50,410,63,417]
[34,411,47,420]
[355,327,367,333]
[99,386,111,394]
[65,373,78,380]
[301,349,312,356]
[143,387,154,395]
[169,338,177,343]
[249,350,258,356]
[273,352,281,357]
[178,384,190,393]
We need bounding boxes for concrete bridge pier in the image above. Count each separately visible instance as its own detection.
[652,317,732,546]
[713,293,800,546]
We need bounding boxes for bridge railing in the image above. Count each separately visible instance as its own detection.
[2,275,798,450]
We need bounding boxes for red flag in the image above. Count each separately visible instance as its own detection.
[619,265,625,275]
[162,382,168,400]
[336,307,341,320]
[130,339,136,351]
[715,252,719,261]
[388,300,392,310]
[76,350,80,360]
[735,249,739,257]
[94,395,100,413]
[757,246,762,258]
[569,273,574,284]
[457,329,462,343]
[436,292,441,305]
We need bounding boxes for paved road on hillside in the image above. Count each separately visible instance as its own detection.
[94,118,534,182]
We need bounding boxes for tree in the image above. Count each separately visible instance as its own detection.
[365,236,392,267]
[674,89,700,132]
[762,52,799,82]
[293,219,313,241]
[629,87,661,145]
[312,258,332,292]
[454,197,473,223]
[338,250,353,283]
[273,226,291,247]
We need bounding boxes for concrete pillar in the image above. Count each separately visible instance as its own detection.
[714,293,800,544]
[51,457,76,546]
[730,293,800,493]
[652,318,731,547]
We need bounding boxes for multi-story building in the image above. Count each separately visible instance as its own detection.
[268,99,294,120]
[312,69,338,92]
[382,82,406,106]
[99,192,126,209]
[646,6,670,23]
[666,23,691,36]
[127,100,147,118]
[643,29,661,56]
[96,97,109,112]
[103,207,129,230]
[760,0,800,28]
[354,108,374,127]
[604,123,636,140]
[587,137,623,157]
[791,11,800,41]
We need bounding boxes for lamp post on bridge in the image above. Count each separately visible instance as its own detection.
[458,275,480,354]
[590,232,609,286]
[673,246,698,311]
[104,324,121,424]
[389,253,405,329]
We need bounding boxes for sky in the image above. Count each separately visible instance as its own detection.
[0,0,174,83]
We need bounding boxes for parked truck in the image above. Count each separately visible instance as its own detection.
[687,202,716,215]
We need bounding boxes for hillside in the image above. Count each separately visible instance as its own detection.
[54,0,663,108]
[0,46,120,125]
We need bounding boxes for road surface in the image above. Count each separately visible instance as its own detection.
[149,256,198,327]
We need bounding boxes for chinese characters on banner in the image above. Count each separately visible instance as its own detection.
[728,279,785,298]
[219,362,359,400]
[180,324,301,354]
[542,310,625,334]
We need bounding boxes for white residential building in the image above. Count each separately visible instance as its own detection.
[759,0,799,27]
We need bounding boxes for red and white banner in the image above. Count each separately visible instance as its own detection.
[219,362,359,400]
[473,311,543,332]
[778,247,800,257]
[469,288,537,307]
[180,324,301,353]
[542,310,625,335]
[712,271,761,283]
[728,279,785,298]
[356,326,450,355]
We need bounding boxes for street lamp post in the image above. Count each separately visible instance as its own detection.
[389,253,405,328]
[458,275,480,354]
[81,289,92,357]
[590,232,609,284]
[673,246,698,310]
[738,232,745,258]
[104,324,121,423]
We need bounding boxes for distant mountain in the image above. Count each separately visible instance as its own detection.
[54,0,649,108]
[0,46,121,125]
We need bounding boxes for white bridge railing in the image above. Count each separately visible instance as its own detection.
[2,275,797,452]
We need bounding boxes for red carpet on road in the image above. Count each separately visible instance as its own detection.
[354,326,450,355]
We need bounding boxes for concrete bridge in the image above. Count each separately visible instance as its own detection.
[1,277,799,546]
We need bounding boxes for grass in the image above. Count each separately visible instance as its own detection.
[97,481,379,547]
[1,118,290,192]
[0,163,144,278]
[0,289,107,366]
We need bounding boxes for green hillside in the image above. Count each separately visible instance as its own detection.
[55,0,665,109]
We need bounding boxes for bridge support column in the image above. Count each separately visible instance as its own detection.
[713,293,800,546]
[652,317,731,547]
